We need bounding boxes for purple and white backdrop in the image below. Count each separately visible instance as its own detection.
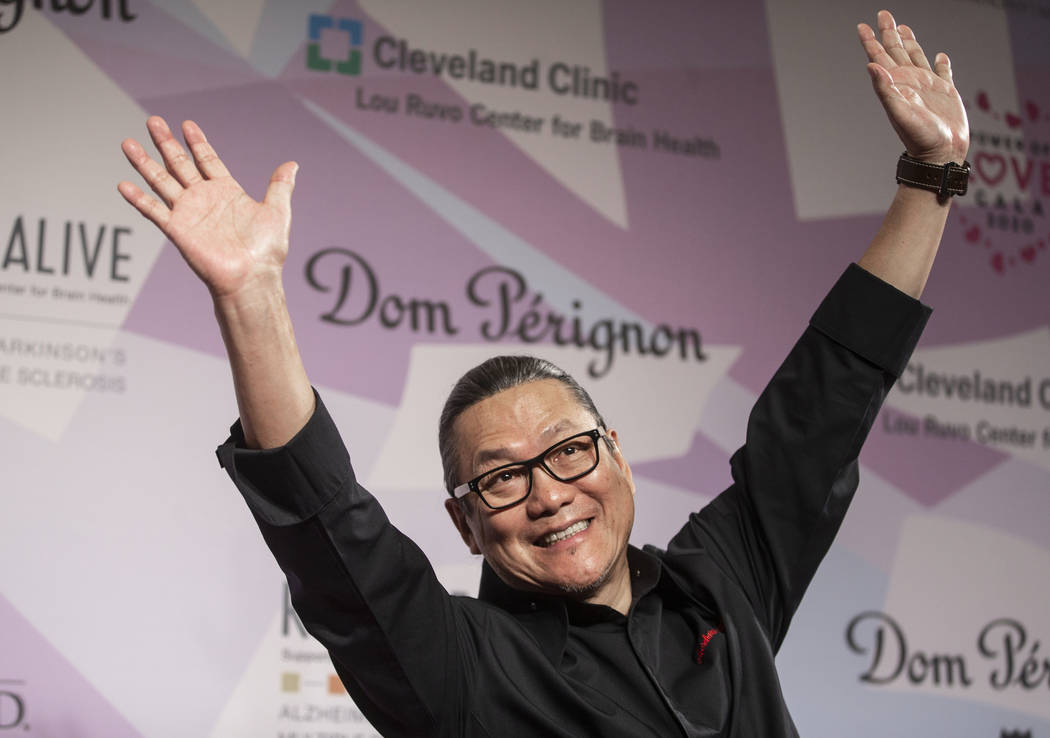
[1,1,1048,736]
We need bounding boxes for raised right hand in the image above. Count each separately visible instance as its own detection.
[118,116,298,300]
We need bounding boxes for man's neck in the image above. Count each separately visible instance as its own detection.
[579,557,633,615]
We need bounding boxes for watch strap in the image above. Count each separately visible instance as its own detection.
[895,152,970,198]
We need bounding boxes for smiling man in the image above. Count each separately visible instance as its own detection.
[443,361,637,610]
[118,11,969,737]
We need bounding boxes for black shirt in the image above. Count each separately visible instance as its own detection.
[218,264,930,737]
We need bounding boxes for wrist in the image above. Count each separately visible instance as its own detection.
[212,266,284,308]
[212,271,289,326]
[896,152,970,200]
[904,140,970,166]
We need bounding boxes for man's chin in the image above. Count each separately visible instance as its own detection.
[494,551,622,600]
[550,562,614,598]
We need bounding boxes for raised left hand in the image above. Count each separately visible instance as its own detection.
[858,10,969,164]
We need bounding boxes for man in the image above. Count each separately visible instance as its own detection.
[118,11,969,736]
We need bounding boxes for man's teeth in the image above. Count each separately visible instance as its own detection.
[542,520,590,546]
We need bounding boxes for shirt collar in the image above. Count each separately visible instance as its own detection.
[476,546,668,665]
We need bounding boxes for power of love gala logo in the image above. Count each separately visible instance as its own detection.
[960,90,1050,274]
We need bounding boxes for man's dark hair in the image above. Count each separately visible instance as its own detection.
[439,355,606,494]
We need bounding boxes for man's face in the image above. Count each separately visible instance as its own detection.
[444,379,636,604]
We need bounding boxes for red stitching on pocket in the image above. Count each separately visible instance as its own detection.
[695,627,721,665]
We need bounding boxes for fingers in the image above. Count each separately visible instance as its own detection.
[117,180,171,230]
[264,161,299,214]
[933,52,953,83]
[860,13,949,80]
[146,116,204,188]
[121,116,235,210]
[121,136,184,207]
[876,10,911,67]
[898,24,932,71]
[857,22,896,69]
[182,120,232,180]
[866,62,903,105]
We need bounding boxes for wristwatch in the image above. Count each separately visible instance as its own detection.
[896,152,970,199]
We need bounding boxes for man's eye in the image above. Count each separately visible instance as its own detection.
[484,467,524,490]
[560,439,593,456]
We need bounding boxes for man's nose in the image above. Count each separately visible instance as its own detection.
[526,466,577,516]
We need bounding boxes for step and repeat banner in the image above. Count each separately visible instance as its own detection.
[2,1,1048,736]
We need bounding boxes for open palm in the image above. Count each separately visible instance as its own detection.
[858,10,969,164]
[118,117,298,299]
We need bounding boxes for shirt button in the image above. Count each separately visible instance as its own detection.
[530,602,537,611]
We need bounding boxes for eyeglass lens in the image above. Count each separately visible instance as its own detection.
[477,432,600,507]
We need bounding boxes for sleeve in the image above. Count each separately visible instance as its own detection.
[666,264,931,649]
[216,392,472,737]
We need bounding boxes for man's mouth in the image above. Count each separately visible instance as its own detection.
[538,519,591,547]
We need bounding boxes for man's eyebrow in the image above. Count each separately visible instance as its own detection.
[472,420,582,469]
[475,446,517,467]
[543,419,579,439]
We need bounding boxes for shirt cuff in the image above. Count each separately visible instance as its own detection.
[215,390,352,526]
[810,263,932,378]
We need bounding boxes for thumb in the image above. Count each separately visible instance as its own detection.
[264,161,299,213]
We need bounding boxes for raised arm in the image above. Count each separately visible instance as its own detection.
[855,10,970,298]
[121,119,470,734]
[118,117,313,448]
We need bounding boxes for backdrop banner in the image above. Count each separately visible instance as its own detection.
[1,2,1048,736]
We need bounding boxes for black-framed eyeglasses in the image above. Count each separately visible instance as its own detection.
[450,429,607,510]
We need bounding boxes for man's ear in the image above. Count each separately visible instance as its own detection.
[445,497,482,555]
[606,429,635,497]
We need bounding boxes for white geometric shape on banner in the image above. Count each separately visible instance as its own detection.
[885,327,1050,472]
[693,370,754,456]
[249,1,335,77]
[832,463,924,572]
[0,11,162,440]
[359,0,629,228]
[766,0,1018,219]
[191,0,265,58]
[629,473,719,550]
[364,341,740,490]
[302,99,640,328]
[0,328,396,738]
[436,561,484,598]
[933,455,1050,562]
[878,515,1050,721]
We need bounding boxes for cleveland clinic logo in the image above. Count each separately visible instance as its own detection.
[306,14,363,76]
[301,15,641,106]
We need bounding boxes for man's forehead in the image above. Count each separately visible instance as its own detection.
[456,380,595,462]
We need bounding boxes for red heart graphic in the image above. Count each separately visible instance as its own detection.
[977,91,990,111]
[1005,112,1022,128]
[1026,100,1040,121]
[991,252,1005,273]
[1021,246,1036,262]
[974,152,1007,185]
[965,225,981,242]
